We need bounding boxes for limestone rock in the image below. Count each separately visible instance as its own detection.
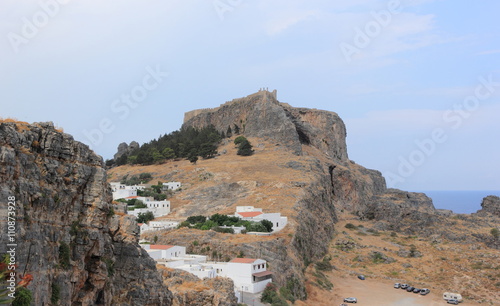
[477,195,500,217]
[113,140,140,160]
[0,121,172,305]
[183,90,348,159]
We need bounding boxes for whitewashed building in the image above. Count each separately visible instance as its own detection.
[126,196,170,218]
[138,223,150,233]
[212,258,272,293]
[142,244,186,260]
[148,220,179,231]
[163,182,181,191]
[235,206,288,232]
[110,182,148,200]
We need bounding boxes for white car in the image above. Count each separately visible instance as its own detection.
[344,297,358,303]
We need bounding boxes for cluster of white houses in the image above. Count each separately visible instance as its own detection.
[110,182,288,235]
[110,182,182,218]
[110,181,182,200]
[142,244,273,295]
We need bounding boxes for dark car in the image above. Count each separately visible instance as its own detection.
[357,275,365,280]
[400,284,408,289]
[406,286,415,292]
[413,288,421,293]
[394,283,401,289]
[447,299,459,305]
[420,288,430,295]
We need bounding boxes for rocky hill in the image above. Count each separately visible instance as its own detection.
[107,90,500,304]
[0,121,172,305]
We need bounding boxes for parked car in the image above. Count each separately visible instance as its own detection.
[413,288,421,293]
[344,297,358,303]
[394,283,401,289]
[420,288,430,295]
[447,299,459,305]
[406,286,415,292]
[400,284,408,289]
[357,275,365,280]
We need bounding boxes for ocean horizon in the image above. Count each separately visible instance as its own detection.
[413,190,500,214]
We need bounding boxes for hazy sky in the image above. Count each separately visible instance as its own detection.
[1,0,499,191]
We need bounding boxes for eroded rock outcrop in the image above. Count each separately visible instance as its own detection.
[477,195,500,217]
[113,141,139,160]
[183,90,348,160]
[0,121,172,305]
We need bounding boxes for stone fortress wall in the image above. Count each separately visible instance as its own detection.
[184,88,277,123]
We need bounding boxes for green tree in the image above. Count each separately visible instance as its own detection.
[187,215,207,224]
[127,155,138,164]
[233,124,240,135]
[139,173,152,182]
[188,155,198,164]
[162,147,175,159]
[136,211,155,223]
[260,219,273,232]
[234,136,247,146]
[200,143,217,159]
[226,126,232,138]
[237,140,254,156]
[210,213,229,226]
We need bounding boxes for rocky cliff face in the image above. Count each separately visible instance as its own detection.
[0,122,172,305]
[183,90,348,160]
[179,91,443,299]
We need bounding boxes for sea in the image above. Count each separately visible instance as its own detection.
[414,190,500,214]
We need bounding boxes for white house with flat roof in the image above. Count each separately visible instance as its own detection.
[212,258,272,293]
[235,206,287,232]
[163,182,181,191]
[126,196,170,218]
[142,244,186,260]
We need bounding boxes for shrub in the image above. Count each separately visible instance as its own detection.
[51,283,60,304]
[103,258,115,276]
[345,223,357,230]
[59,241,71,270]
[261,283,278,303]
[12,287,32,306]
[213,227,235,234]
[491,228,499,239]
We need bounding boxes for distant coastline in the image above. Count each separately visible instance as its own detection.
[415,190,500,214]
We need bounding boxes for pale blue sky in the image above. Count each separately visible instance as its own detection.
[1,0,499,191]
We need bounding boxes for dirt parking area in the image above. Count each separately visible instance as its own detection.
[298,273,482,306]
